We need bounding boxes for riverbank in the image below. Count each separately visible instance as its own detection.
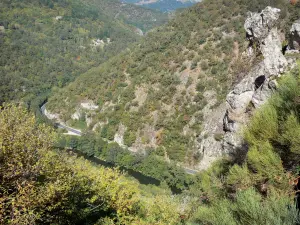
[64,148,185,194]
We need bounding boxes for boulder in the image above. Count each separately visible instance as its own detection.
[244,6,281,40]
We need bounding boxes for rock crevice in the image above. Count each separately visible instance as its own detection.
[290,19,300,51]
[197,6,298,170]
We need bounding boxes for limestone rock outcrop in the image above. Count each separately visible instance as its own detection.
[290,19,300,51]
[244,7,281,41]
[196,6,297,170]
[223,6,289,153]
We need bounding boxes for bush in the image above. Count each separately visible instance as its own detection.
[200,61,209,70]
[0,104,142,224]
[244,104,279,147]
[190,61,198,70]
[124,130,136,147]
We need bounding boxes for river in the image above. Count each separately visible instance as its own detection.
[41,103,184,193]
[67,148,182,194]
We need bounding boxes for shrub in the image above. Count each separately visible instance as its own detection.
[124,130,136,147]
[244,104,279,147]
[200,61,209,70]
[190,61,198,70]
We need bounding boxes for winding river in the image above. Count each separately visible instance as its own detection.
[40,103,194,193]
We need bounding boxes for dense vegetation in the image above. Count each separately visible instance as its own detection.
[2,64,300,225]
[83,0,168,31]
[56,133,192,190]
[0,0,167,110]
[3,0,300,224]
[47,0,300,165]
[122,0,197,12]
[0,104,183,224]
[186,63,300,224]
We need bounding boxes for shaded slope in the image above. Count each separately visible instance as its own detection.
[0,0,167,108]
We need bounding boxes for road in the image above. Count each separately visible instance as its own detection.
[41,103,83,136]
[55,123,82,136]
[184,168,199,175]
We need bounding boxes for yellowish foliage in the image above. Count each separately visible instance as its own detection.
[0,104,182,224]
[0,104,140,224]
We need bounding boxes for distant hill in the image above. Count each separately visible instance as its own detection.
[85,0,168,31]
[121,0,201,12]
[0,0,167,109]
[47,0,300,167]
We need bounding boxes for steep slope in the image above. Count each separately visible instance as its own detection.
[187,63,300,224]
[0,104,182,224]
[0,0,167,109]
[46,0,300,168]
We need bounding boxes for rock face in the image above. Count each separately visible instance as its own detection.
[290,19,300,51]
[114,124,127,147]
[196,7,295,170]
[196,91,226,170]
[244,7,281,40]
[41,104,61,121]
[80,101,99,110]
[223,6,289,153]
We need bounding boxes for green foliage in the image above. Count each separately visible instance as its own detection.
[244,64,300,164]
[191,198,237,225]
[0,104,185,224]
[46,0,300,165]
[0,0,166,112]
[188,66,300,224]
[4,1,300,224]
[59,132,191,190]
[246,142,284,182]
[124,130,137,146]
[281,113,300,154]
[244,104,279,146]
[191,188,299,225]
[188,160,231,200]
[227,164,253,190]
[0,104,139,224]
[234,188,298,225]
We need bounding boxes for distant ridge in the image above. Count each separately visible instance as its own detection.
[121,0,202,12]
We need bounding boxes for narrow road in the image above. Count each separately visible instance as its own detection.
[55,123,82,136]
[184,168,199,175]
[41,103,82,136]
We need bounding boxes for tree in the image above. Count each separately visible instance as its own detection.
[0,104,142,224]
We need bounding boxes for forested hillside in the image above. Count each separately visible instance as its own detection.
[81,0,168,31]
[47,0,300,166]
[122,0,200,12]
[3,0,300,224]
[2,64,300,224]
[0,104,183,224]
[0,0,167,110]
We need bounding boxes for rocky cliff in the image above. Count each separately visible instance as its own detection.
[197,6,298,170]
[290,19,300,50]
